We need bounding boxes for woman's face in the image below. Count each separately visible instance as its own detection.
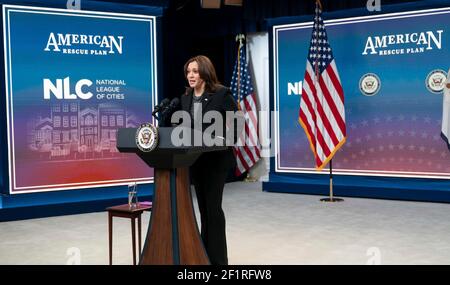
[186,61,204,90]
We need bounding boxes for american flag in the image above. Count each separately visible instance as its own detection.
[299,1,346,170]
[230,39,261,176]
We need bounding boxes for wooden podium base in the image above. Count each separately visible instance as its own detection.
[139,167,209,265]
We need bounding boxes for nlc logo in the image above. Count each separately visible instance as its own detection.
[287,81,302,95]
[44,77,93,100]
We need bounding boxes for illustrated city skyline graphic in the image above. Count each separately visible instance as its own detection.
[26,102,140,161]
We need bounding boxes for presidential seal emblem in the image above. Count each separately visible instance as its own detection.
[426,69,447,94]
[359,73,381,96]
[135,123,158,152]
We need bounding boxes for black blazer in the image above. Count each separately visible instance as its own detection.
[180,85,239,170]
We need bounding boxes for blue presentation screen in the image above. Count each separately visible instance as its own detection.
[3,5,158,194]
[273,7,450,179]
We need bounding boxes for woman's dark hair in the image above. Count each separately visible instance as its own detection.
[184,55,221,95]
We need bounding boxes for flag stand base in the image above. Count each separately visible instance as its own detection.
[244,173,258,182]
[320,197,344,202]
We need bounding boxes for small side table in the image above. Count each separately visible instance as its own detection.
[107,202,152,265]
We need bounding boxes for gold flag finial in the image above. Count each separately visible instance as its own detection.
[316,0,323,10]
[235,34,245,49]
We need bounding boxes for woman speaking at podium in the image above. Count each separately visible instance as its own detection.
[180,55,238,265]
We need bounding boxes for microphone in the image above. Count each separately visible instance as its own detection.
[160,97,180,127]
[161,97,180,116]
[152,98,170,116]
[167,97,180,112]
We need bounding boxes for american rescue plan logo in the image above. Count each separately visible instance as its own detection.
[136,123,159,152]
[362,30,443,56]
[44,32,124,56]
[359,73,381,96]
[426,69,447,94]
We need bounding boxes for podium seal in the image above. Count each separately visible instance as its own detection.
[135,123,159,152]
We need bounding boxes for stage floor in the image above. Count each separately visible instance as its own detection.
[1,181,450,265]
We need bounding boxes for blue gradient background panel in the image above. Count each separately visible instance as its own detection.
[4,5,157,193]
[274,8,450,178]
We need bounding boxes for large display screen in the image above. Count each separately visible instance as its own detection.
[273,7,450,179]
[3,5,157,193]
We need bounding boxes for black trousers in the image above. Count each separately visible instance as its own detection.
[190,155,230,265]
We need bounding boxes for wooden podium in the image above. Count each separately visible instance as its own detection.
[117,127,226,265]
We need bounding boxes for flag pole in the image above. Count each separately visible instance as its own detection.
[329,159,333,201]
[235,34,245,110]
[313,0,343,203]
[320,159,343,202]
